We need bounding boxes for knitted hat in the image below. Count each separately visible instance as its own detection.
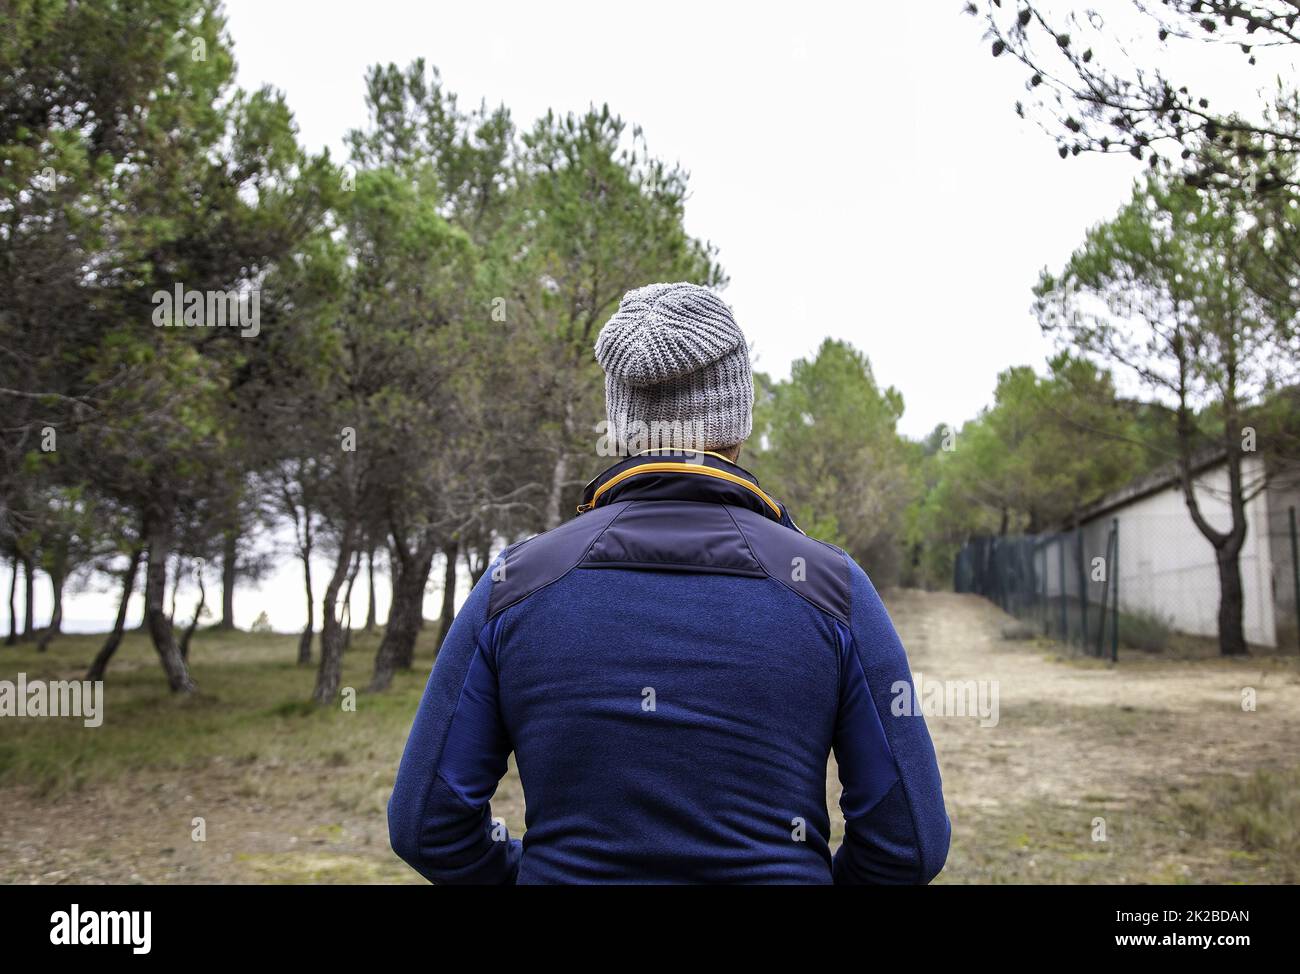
[594,282,753,454]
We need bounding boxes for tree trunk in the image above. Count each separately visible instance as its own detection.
[396,544,435,669]
[544,397,579,530]
[544,451,569,531]
[466,540,492,586]
[6,554,17,646]
[180,568,206,660]
[298,548,314,665]
[312,524,358,705]
[218,528,237,630]
[369,539,436,692]
[36,567,64,652]
[434,542,459,654]
[365,548,377,632]
[167,554,181,627]
[341,549,361,650]
[21,555,34,641]
[144,515,196,693]
[1216,544,1249,656]
[1178,428,1250,656]
[87,548,143,681]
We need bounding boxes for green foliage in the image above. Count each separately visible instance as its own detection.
[907,354,1150,589]
[1033,165,1299,655]
[749,340,913,582]
[1118,608,1173,653]
[1035,170,1292,422]
[12,11,1282,687]
[1,0,336,687]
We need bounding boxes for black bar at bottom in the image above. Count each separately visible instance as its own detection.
[0,883,1278,960]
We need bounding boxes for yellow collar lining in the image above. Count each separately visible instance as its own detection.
[578,461,782,518]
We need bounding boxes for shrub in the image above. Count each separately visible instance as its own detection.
[1117,607,1172,652]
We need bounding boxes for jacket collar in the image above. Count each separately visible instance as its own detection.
[578,449,789,525]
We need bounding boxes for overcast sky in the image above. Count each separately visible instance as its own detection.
[219,0,1176,439]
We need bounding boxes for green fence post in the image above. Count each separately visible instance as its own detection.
[1095,527,1112,658]
[1058,536,1068,642]
[1076,525,1089,648]
[1111,518,1120,663]
[1290,506,1300,655]
[1042,541,1050,636]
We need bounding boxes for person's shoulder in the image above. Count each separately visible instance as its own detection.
[485,502,628,619]
[727,506,852,624]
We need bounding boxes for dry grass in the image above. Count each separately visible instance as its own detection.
[2,593,1298,883]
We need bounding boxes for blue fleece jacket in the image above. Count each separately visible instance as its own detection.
[388,452,950,884]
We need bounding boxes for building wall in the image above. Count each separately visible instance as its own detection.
[1264,462,1300,652]
[1080,456,1276,647]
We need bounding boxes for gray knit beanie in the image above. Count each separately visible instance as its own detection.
[594,282,753,454]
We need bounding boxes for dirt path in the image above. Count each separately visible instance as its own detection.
[880,590,1300,882]
[2,590,1297,883]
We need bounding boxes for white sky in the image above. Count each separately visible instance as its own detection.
[221,0,1160,440]
[220,0,1288,439]
[16,1,1291,633]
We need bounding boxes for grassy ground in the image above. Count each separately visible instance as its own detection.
[902,591,1300,884]
[0,627,433,883]
[1,591,1297,883]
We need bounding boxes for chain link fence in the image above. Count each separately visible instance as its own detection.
[954,525,1120,660]
[954,506,1300,659]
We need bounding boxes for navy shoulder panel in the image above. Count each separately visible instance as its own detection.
[487,499,851,626]
[728,506,852,624]
[486,502,629,619]
[581,499,765,577]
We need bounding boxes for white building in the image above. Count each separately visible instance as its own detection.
[1060,453,1298,650]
